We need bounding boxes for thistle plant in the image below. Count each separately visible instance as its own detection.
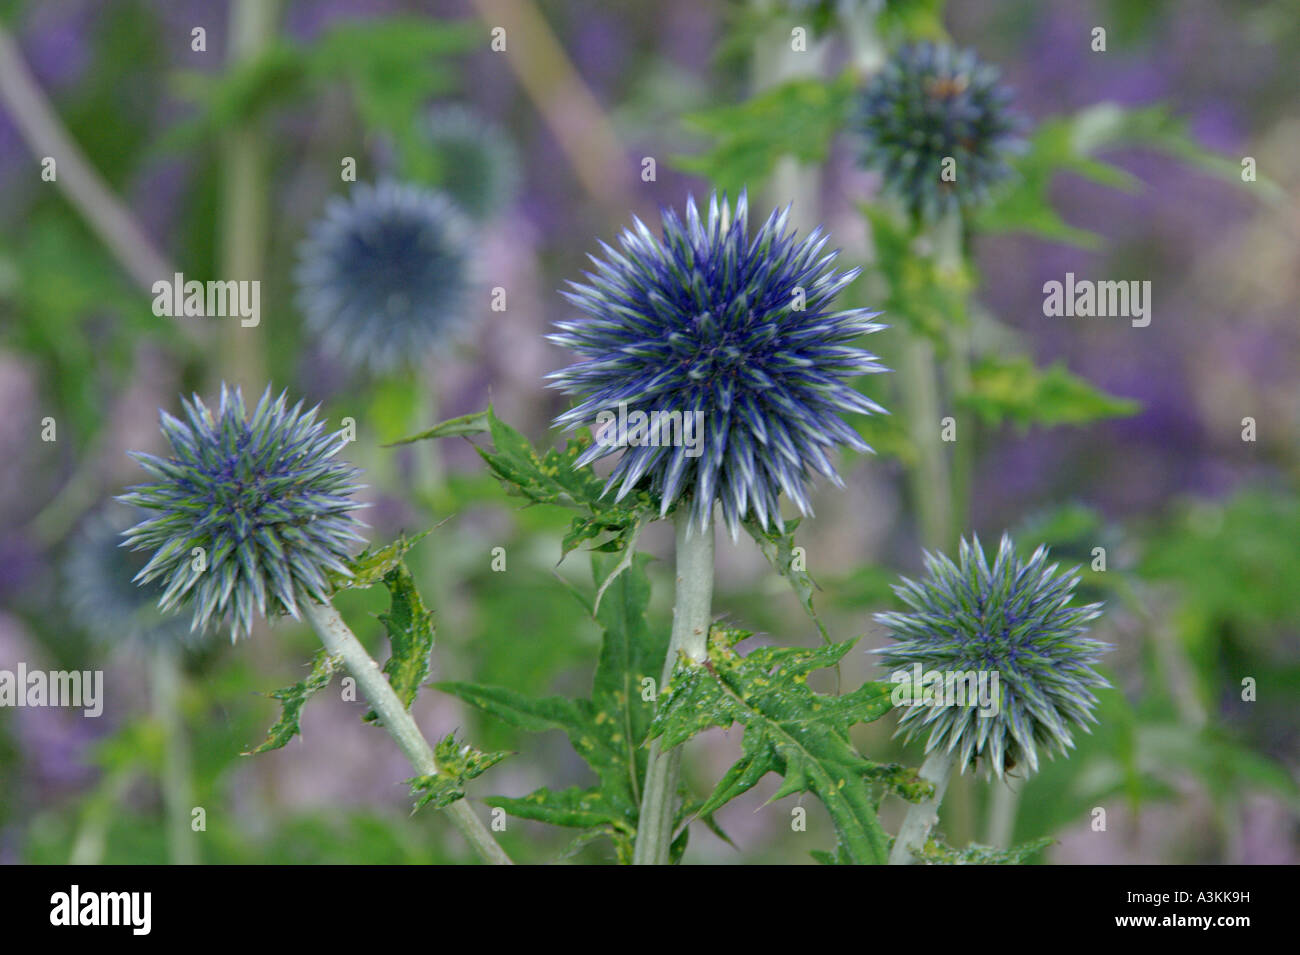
[424,104,521,221]
[118,385,367,642]
[548,190,889,538]
[875,534,1109,863]
[548,192,887,863]
[295,180,475,373]
[856,41,1021,222]
[120,383,510,864]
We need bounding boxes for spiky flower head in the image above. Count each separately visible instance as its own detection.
[548,191,888,536]
[118,385,367,642]
[856,42,1021,222]
[295,180,475,373]
[65,507,194,650]
[424,104,520,221]
[874,534,1108,778]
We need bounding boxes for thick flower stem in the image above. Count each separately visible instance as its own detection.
[632,509,715,865]
[301,598,513,865]
[889,748,956,864]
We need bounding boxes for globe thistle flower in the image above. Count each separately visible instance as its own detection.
[118,385,367,642]
[856,42,1021,222]
[874,534,1108,778]
[64,507,194,650]
[295,181,475,373]
[548,191,888,536]
[424,104,520,221]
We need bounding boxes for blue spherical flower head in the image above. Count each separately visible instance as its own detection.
[874,534,1109,778]
[548,191,888,537]
[65,506,195,650]
[295,180,475,373]
[424,104,521,221]
[118,385,368,642]
[857,42,1021,222]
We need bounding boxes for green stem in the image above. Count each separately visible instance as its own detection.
[889,748,956,864]
[151,648,198,865]
[984,777,1021,849]
[301,597,513,865]
[632,508,715,865]
[218,0,277,392]
[68,768,133,865]
[901,336,951,549]
[901,209,967,552]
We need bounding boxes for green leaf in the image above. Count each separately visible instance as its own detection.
[960,355,1140,428]
[385,409,490,446]
[363,563,436,724]
[477,408,654,558]
[976,103,1281,247]
[332,531,430,592]
[246,649,343,754]
[649,626,897,864]
[917,836,1055,865]
[744,517,829,641]
[862,202,972,344]
[409,733,510,811]
[437,555,667,862]
[673,71,857,194]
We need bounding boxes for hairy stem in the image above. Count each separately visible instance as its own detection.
[889,748,956,864]
[632,508,715,865]
[301,598,513,865]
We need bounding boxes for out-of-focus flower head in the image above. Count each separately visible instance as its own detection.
[295,181,475,373]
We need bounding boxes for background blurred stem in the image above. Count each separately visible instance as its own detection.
[68,767,133,865]
[466,0,627,213]
[633,509,715,865]
[301,598,513,865]
[218,0,278,392]
[151,647,197,865]
[0,24,177,297]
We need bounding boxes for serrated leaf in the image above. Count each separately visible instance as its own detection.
[673,71,857,195]
[649,626,896,864]
[409,733,510,811]
[437,556,670,860]
[332,531,431,591]
[744,517,829,643]
[363,562,436,724]
[976,102,1281,247]
[917,836,1054,865]
[477,408,653,557]
[961,355,1140,428]
[385,409,490,446]
[246,649,343,754]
